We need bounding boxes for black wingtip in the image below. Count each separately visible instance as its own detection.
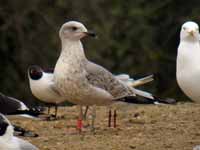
[7,106,45,117]
[116,96,157,104]
[153,96,177,104]
[116,95,177,105]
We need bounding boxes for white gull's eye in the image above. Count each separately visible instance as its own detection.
[183,27,186,30]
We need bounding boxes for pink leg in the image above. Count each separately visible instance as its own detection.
[77,106,83,133]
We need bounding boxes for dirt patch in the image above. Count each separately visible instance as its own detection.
[11,103,200,150]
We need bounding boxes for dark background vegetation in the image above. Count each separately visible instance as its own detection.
[0,0,199,106]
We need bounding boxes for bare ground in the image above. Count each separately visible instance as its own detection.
[11,102,200,150]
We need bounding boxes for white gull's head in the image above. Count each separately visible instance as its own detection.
[180,21,199,41]
[59,21,96,41]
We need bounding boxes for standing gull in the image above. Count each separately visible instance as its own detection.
[28,65,66,118]
[53,21,175,131]
[28,65,154,121]
[177,21,200,102]
[0,113,38,150]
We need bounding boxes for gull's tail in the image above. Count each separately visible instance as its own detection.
[115,74,154,87]
[116,89,176,104]
[129,75,154,87]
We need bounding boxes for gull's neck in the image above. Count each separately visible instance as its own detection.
[177,39,200,72]
[178,40,200,53]
[60,39,87,63]
[180,37,199,44]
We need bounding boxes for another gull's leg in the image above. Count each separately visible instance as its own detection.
[45,104,52,121]
[113,109,117,128]
[83,106,89,120]
[91,105,96,132]
[108,107,112,128]
[77,105,83,133]
[54,105,58,118]
[47,106,51,115]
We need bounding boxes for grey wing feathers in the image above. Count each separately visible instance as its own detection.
[85,62,135,98]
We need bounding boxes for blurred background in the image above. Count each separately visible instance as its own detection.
[0,0,199,106]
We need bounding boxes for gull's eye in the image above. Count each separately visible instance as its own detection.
[183,27,186,30]
[71,27,77,31]
[31,69,37,74]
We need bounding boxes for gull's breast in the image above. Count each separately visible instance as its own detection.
[177,67,200,102]
[177,43,200,102]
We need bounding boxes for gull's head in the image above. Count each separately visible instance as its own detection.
[0,114,13,138]
[28,65,43,80]
[180,21,199,41]
[59,21,96,41]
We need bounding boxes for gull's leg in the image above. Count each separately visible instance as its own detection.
[113,109,117,128]
[45,105,52,121]
[47,106,51,115]
[108,108,112,128]
[77,105,83,133]
[54,105,58,118]
[83,106,89,120]
[91,105,96,132]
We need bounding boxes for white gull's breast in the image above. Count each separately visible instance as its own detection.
[177,42,200,102]
[30,73,66,103]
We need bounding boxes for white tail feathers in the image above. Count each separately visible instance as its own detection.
[132,88,154,99]
[129,75,154,87]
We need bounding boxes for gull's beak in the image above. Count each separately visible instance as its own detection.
[188,30,195,36]
[83,31,97,38]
